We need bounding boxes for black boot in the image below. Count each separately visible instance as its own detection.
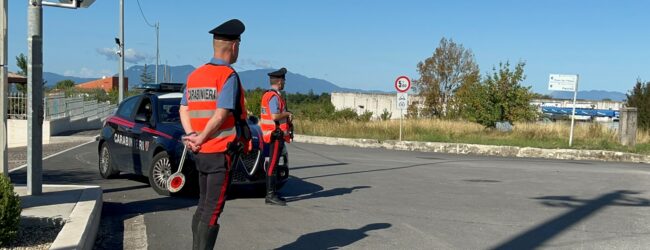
[191,214,200,250]
[265,172,286,206]
[194,222,219,250]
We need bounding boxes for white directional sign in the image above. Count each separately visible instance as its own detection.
[397,92,408,110]
[548,74,578,92]
[395,76,411,93]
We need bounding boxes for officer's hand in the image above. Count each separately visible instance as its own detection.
[183,134,202,152]
[186,134,204,149]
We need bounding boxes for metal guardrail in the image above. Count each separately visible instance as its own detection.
[7,92,116,121]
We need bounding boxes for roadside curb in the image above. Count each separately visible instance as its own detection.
[49,185,103,250]
[293,134,650,164]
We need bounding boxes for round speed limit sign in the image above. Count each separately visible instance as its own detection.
[395,76,411,93]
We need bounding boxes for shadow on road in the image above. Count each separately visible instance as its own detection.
[287,185,371,203]
[95,196,197,249]
[291,162,349,171]
[102,184,151,194]
[276,223,391,250]
[491,190,650,250]
[300,162,438,180]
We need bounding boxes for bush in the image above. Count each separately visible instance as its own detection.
[0,175,21,246]
[380,109,392,121]
[358,111,373,122]
[332,108,358,121]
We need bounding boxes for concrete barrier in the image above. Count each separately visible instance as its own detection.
[8,116,105,148]
[294,134,650,164]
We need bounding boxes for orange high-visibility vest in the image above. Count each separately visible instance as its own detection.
[260,90,290,143]
[187,64,247,153]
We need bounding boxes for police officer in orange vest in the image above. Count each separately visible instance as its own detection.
[180,19,250,249]
[260,68,292,206]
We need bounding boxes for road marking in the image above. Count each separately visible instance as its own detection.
[9,139,97,173]
[123,214,148,250]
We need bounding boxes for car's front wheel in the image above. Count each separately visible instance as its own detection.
[149,151,172,196]
[99,143,119,179]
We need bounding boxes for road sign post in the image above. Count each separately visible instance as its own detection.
[27,0,96,195]
[395,76,411,141]
[0,0,7,176]
[549,74,579,147]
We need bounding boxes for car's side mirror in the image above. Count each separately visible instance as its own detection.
[135,113,149,123]
[248,115,259,124]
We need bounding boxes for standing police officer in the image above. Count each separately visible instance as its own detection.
[260,68,292,206]
[180,19,249,249]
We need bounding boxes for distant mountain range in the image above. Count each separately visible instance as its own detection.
[549,90,627,102]
[44,64,380,94]
[43,65,627,100]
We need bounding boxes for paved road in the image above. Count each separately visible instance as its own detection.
[9,142,650,249]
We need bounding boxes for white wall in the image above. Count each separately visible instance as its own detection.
[331,92,424,119]
[7,116,105,148]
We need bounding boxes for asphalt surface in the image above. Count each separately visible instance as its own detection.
[8,142,650,249]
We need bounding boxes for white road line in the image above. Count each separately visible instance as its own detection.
[9,139,97,173]
[123,214,148,250]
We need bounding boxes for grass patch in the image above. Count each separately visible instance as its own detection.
[294,119,650,154]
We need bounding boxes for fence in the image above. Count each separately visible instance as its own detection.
[7,92,116,121]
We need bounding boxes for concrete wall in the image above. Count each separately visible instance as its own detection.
[8,116,105,148]
[331,92,424,119]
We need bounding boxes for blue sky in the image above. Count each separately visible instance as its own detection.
[6,1,650,94]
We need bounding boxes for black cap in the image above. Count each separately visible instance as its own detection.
[209,19,245,41]
[268,68,287,79]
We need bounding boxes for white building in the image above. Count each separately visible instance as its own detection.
[330,92,424,120]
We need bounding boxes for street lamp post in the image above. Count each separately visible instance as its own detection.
[118,0,124,103]
[27,0,44,195]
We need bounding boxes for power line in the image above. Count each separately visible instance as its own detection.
[135,0,156,28]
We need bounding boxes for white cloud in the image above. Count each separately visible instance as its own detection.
[64,67,112,78]
[238,58,273,69]
[96,47,152,64]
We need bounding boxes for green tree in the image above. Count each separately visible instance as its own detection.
[15,53,27,93]
[626,79,650,129]
[457,61,538,128]
[140,64,154,84]
[55,79,75,90]
[414,37,480,118]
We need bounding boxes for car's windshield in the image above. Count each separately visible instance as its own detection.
[157,98,181,123]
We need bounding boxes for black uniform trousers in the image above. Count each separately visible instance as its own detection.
[267,138,284,176]
[194,152,232,226]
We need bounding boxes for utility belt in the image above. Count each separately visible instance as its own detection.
[227,120,253,156]
[271,128,285,142]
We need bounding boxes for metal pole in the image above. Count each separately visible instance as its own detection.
[27,0,43,195]
[568,75,579,147]
[118,0,124,102]
[398,107,404,141]
[0,0,8,176]
[155,22,159,84]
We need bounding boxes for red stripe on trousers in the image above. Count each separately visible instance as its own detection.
[267,140,280,177]
[210,154,231,226]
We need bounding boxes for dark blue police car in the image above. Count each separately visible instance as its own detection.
[97,83,288,195]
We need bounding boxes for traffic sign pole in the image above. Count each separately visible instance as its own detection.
[549,74,579,147]
[400,109,402,141]
[394,76,410,142]
[569,75,579,147]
